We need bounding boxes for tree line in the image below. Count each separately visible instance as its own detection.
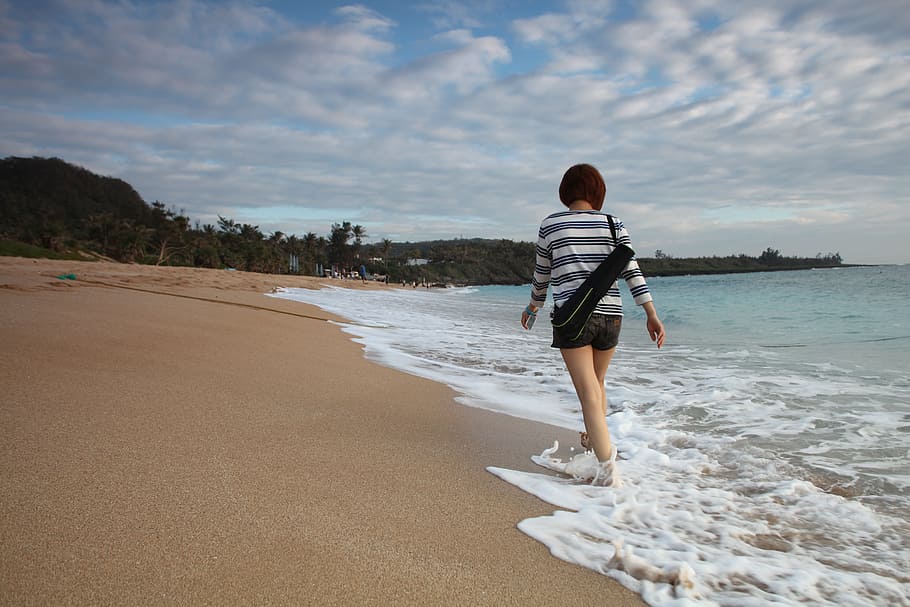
[0,156,537,283]
[1,156,845,285]
[638,247,844,276]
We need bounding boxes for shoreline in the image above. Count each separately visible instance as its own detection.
[0,258,645,605]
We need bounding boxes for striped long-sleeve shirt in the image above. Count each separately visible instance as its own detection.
[530,210,652,316]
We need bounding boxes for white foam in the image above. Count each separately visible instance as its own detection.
[489,411,910,606]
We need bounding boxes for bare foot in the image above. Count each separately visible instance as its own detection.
[592,445,622,487]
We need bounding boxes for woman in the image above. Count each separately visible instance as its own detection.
[521,164,665,480]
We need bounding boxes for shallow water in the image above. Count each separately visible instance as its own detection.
[272,265,910,606]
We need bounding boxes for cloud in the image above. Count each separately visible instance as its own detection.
[0,0,908,263]
[416,0,491,30]
[335,4,395,32]
[383,29,510,100]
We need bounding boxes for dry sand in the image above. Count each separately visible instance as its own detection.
[0,257,645,606]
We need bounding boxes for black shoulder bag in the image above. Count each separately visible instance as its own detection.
[550,215,635,341]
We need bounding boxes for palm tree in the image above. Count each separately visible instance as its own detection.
[351,224,367,264]
[267,231,285,273]
[118,219,153,262]
[329,222,353,268]
[238,223,265,271]
[155,213,189,265]
[380,238,393,275]
[217,216,239,235]
[86,212,117,255]
[352,224,366,246]
[192,224,221,268]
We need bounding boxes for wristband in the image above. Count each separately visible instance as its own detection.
[525,305,538,316]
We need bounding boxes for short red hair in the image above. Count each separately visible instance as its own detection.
[559,164,606,210]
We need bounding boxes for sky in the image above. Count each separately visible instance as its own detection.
[1,0,908,264]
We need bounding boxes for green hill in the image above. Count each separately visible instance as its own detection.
[1,156,150,251]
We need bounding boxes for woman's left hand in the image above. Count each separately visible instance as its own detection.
[647,316,666,348]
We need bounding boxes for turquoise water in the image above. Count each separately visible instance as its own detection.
[273,265,910,606]
[646,266,909,373]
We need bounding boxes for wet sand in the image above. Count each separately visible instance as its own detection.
[0,258,645,606]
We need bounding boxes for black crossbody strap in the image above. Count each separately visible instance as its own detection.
[607,214,618,245]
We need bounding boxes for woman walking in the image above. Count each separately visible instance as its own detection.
[522,164,665,482]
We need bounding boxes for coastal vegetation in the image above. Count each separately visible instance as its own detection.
[637,248,844,277]
[1,156,846,284]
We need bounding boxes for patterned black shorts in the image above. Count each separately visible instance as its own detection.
[551,314,622,350]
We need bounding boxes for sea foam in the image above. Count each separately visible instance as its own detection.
[271,270,910,606]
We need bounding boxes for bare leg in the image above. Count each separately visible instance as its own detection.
[594,346,616,419]
[561,346,617,462]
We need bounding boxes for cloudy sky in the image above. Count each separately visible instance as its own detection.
[2,0,908,263]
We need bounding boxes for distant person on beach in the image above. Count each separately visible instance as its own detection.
[521,163,665,479]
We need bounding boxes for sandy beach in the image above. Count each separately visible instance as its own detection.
[0,257,644,606]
